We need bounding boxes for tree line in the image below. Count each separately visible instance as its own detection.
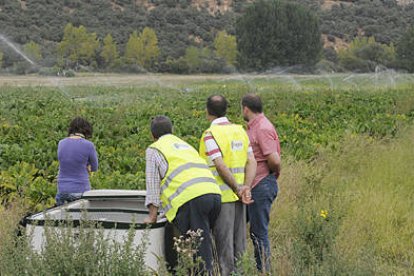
[0,22,239,75]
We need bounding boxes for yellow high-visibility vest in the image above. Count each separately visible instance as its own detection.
[150,134,221,222]
[199,124,249,203]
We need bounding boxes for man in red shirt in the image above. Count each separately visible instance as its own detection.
[241,94,281,273]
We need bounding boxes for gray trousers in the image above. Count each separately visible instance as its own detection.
[213,201,246,275]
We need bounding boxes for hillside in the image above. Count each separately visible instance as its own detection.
[319,0,414,44]
[0,0,414,71]
[0,0,235,68]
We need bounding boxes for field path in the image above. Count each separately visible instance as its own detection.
[0,74,255,87]
[1,73,412,89]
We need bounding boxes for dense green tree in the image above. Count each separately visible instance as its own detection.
[284,3,322,66]
[184,46,202,72]
[183,46,225,73]
[124,28,159,70]
[236,0,322,71]
[396,27,414,73]
[23,41,42,62]
[339,36,395,72]
[124,31,141,65]
[138,27,160,69]
[214,31,237,66]
[101,34,119,68]
[57,23,99,69]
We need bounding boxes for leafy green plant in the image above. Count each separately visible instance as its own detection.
[1,80,413,208]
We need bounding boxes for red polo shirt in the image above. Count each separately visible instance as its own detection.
[247,113,280,188]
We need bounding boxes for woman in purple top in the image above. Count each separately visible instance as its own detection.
[56,117,98,206]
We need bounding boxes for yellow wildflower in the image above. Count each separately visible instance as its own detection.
[320,209,328,219]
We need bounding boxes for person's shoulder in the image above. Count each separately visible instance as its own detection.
[233,124,248,135]
[203,129,213,136]
[81,139,95,148]
[231,123,244,128]
[259,117,276,132]
[58,137,69,146]
[146,147,157,155]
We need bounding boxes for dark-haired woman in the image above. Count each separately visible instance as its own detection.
[56,117,98,206]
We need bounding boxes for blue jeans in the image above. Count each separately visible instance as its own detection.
[55,192,83,206]
[248,174,278,272]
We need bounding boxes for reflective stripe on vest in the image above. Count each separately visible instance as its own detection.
[150,134,221,222]
[160,162,210,194]
[199,124,250,203]
[211,167,245,177]
[220,185,232,191]
[164,177,217,213]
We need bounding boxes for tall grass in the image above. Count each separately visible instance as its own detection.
[0,209,152,275]
[0,202,28,274]
[270,127,414,275]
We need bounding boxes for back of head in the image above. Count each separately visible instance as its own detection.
[151,115,173,139]
[241,93,263,114]
[207,95,228,118]
[68,117,93,138]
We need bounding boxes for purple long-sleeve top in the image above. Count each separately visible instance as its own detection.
[57,137,98,193]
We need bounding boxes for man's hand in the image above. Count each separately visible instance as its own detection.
[144,204,159,224]
[266,152,281,179]
[237,185,254,205]
[143,215,157,224]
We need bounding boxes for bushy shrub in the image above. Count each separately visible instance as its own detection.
[161,57,190,74]
[315,59,342,73]
[116,63,147,74]
[38,67,61,76]
[63,69,76,77]
[183,46,226,74]
[338,37,396,72]
[323,47,338,64]
[11,62,38,75]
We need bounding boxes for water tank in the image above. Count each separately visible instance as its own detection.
[25,190,169,271]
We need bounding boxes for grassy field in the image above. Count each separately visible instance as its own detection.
[1,72,414,88]
[270,128,414,274]
[0,74,413,274]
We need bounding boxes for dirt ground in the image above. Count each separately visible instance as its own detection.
[0,74,245,87]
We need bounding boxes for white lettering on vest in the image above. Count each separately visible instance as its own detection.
[231,141,243,151]
[173,143,191,150]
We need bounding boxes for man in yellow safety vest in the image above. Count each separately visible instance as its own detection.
[144,115,222,274]
[199,95,257,275]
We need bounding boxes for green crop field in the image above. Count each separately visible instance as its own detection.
[1,74,413,275]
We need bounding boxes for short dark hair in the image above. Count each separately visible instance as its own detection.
[151,115,173,139]
[241,94,263,114]
[207,95,228,117]
[68,117,93,138]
